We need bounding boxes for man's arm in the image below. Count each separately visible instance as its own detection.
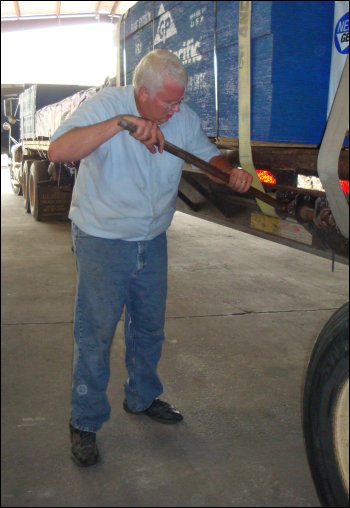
[48,115,165,163]
[209,155,253,194]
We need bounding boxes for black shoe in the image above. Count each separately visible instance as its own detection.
[123,398,183,424]
[69,421,100,467]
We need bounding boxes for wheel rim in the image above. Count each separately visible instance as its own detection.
[23,170,28,201]
[333,377,349,495]
[29,173,34,209]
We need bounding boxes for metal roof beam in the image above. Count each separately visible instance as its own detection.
[13,1,21,18]
[111,2,120,16]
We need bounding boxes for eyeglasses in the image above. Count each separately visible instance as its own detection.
[156,96,184,112]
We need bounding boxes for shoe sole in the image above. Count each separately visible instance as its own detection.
[146,415,182,424]
[123,401,183,424]
[71,452,100,467]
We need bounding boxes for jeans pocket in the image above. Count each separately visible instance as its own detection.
[71,222,91,239]
[71,223,92,256]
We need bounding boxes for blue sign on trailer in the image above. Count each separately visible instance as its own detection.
[120,1,336,145]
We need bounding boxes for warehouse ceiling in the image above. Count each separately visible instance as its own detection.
[1,1,138,31]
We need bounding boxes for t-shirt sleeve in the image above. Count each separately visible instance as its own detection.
[50,89,112,142]
[181,104,221,162]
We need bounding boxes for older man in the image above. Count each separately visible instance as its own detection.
[48,49,252,467]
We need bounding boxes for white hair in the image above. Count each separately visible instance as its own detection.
[133,49,188,96]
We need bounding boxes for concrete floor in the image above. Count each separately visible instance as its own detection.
[1,165,349,507]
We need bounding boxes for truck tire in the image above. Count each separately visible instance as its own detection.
[29,161,49,221]
[22,160,33,212]
[303,302,349,507]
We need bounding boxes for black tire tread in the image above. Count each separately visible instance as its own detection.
[303,302,349,508]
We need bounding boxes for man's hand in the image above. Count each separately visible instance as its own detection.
[209,155,253,194]
[119,115,165,154]
[227,166,253,194]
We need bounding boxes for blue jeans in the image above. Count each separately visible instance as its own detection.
[71,223,168,432]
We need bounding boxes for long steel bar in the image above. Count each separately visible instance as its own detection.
[119,120,280,209]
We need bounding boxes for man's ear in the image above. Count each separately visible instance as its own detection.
[137,85,150,104]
